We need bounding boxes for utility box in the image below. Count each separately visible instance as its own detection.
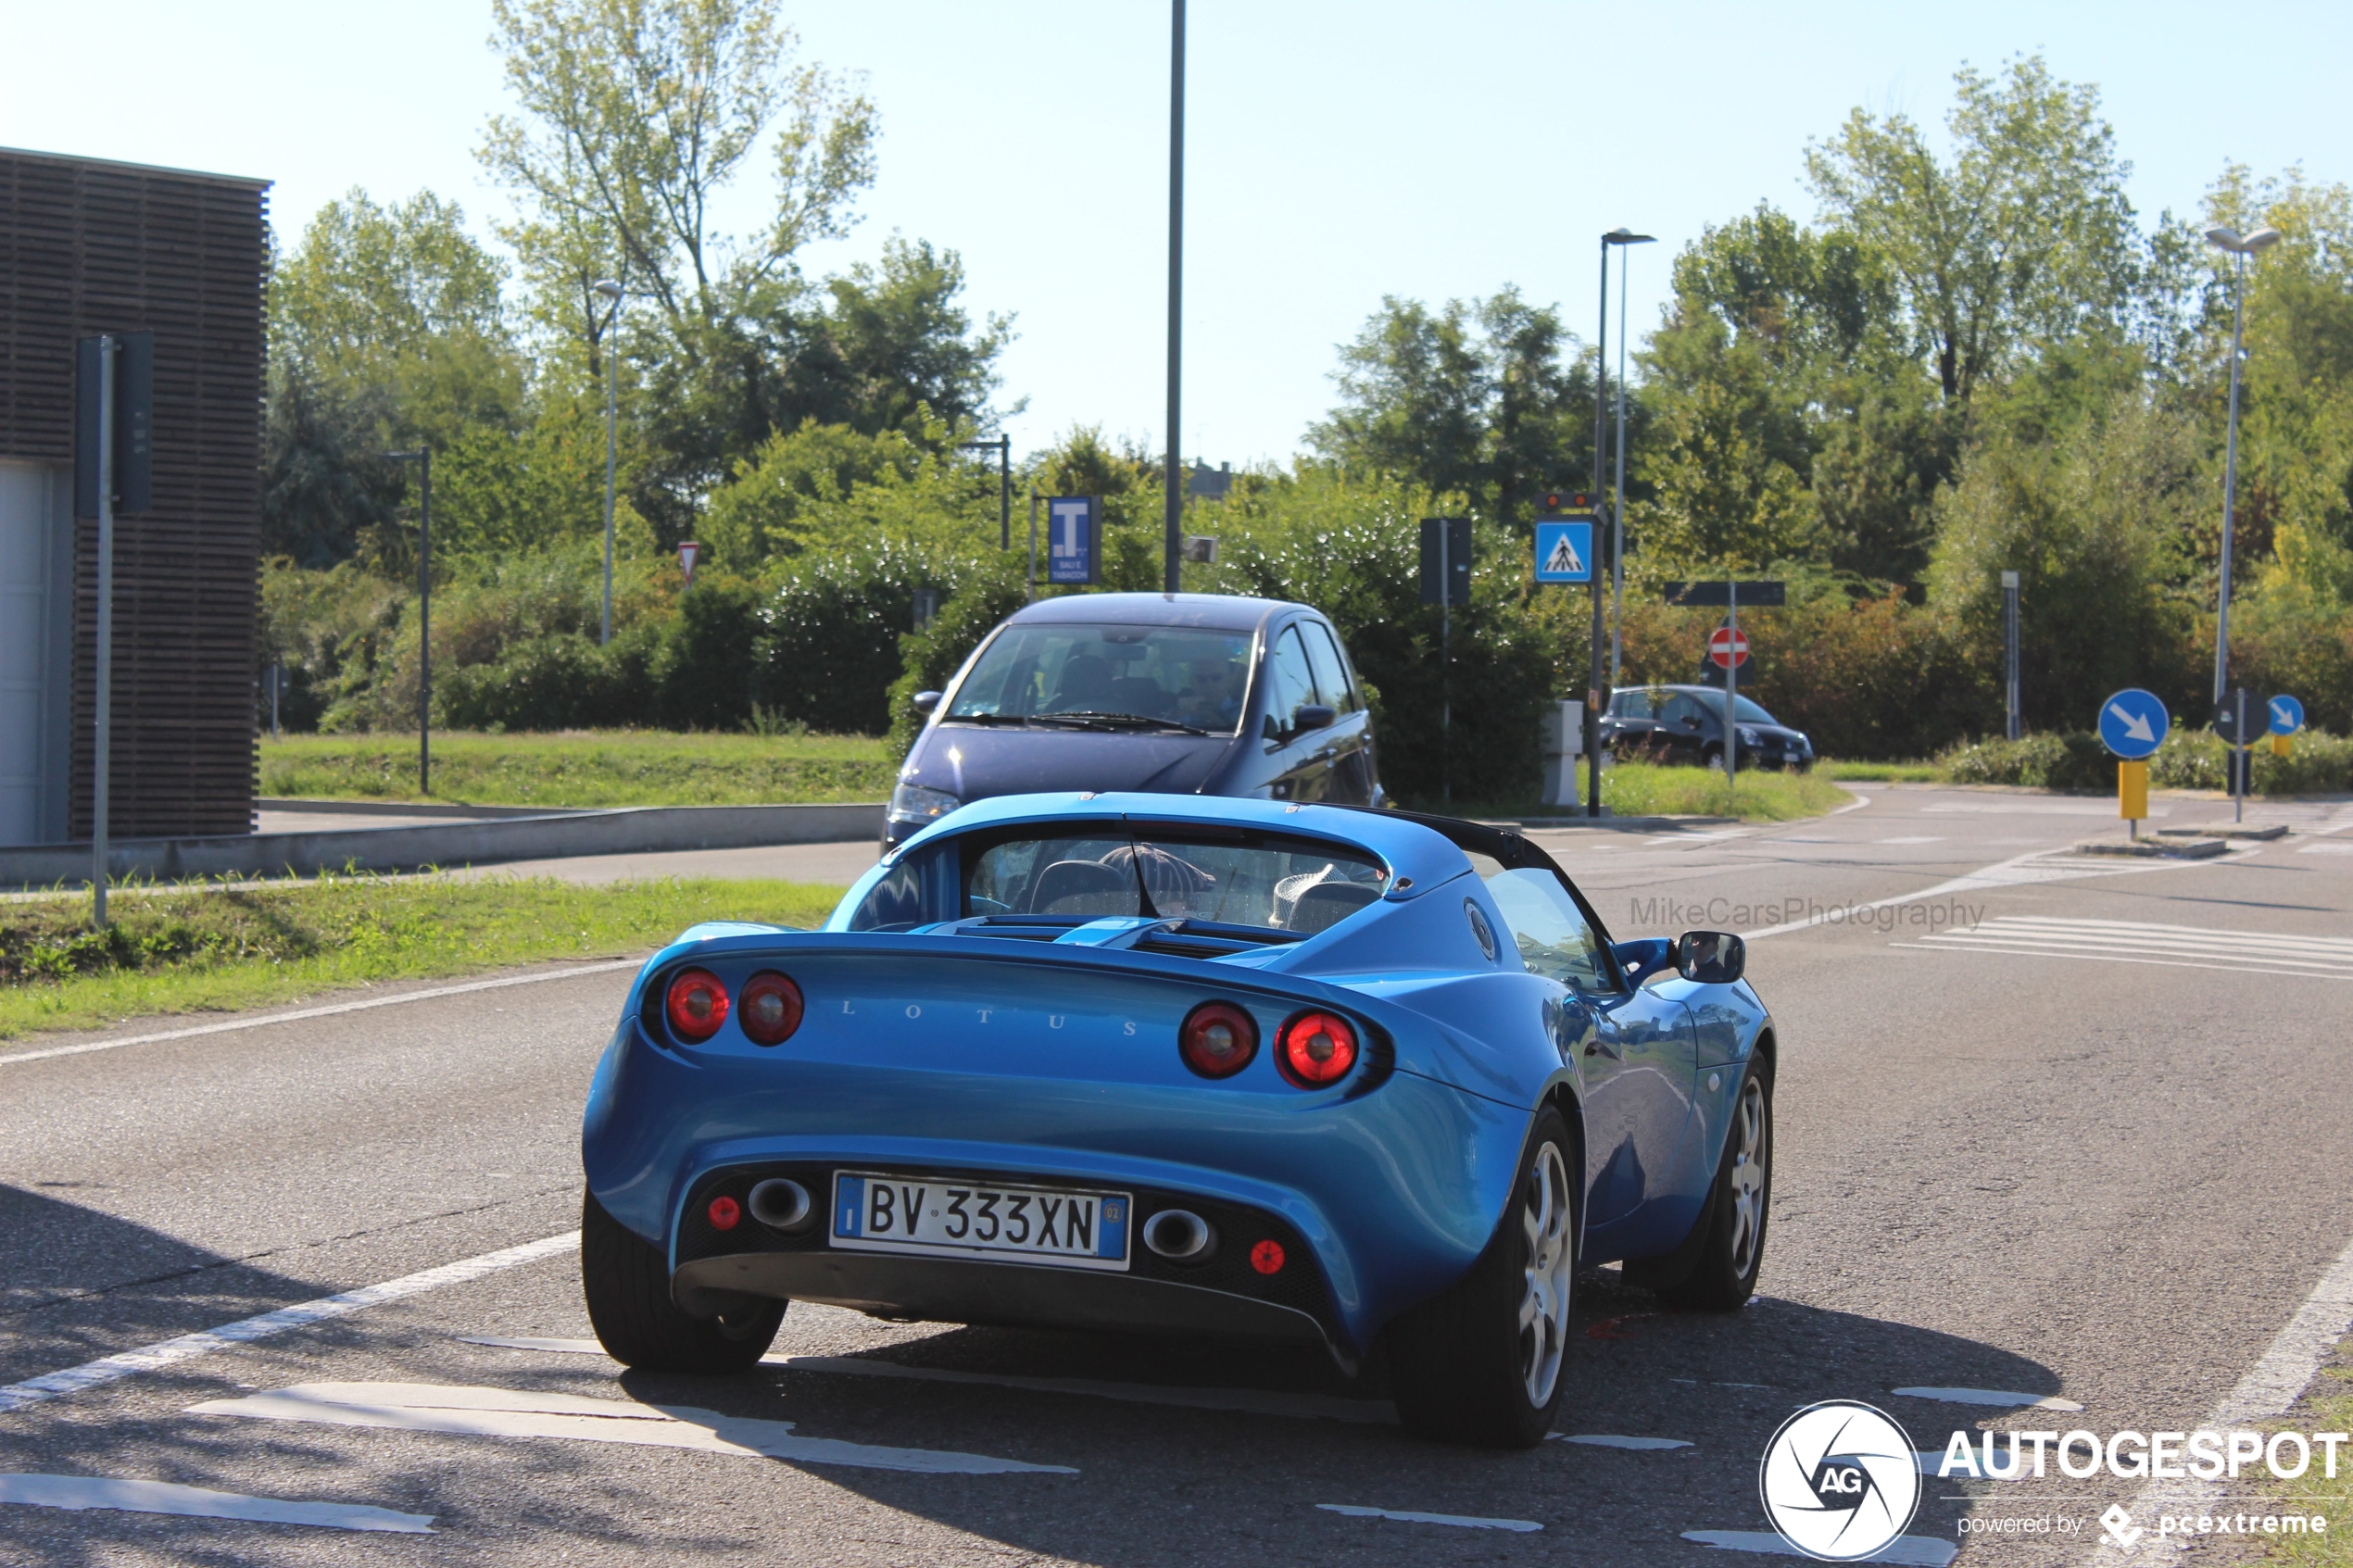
[1540,701,1584,809]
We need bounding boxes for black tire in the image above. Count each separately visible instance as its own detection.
[1654,1061,1772,1311]
[1387,1106,1578,1449]
[581,1189,785,1373]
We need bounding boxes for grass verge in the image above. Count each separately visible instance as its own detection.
[2257,1339,2353,1566]
[260,729,896,808]
[0,873,845,1040]
[1818,759,1941,784]
[1433,760,1855,824]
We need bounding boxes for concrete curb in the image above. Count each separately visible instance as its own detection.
[2069,837,2231,859]
[0,802,887,890]
[255,797,592,821]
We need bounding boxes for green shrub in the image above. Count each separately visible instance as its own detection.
[1937,732,2115,789]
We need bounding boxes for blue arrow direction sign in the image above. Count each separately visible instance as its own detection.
[2097,688,2170,760]
[1534,521,1594,583]
[2268,694,2306,736]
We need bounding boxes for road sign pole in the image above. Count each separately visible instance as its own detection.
[1026,487,1038,603]
[2234,687,2246,824]
[1724,582,1739,800]
[2001,570,2020,741]
[1441,521,1452,807]
[92,335,115,928]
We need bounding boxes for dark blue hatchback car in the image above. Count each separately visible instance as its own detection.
[884,594,1383,848]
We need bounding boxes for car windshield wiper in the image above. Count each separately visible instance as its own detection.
[941,711,1033,726]
[1042,709,1218,735]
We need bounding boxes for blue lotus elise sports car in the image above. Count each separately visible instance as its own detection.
[579,793,1774,1447]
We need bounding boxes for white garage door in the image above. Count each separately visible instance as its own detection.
[0,461,55,845]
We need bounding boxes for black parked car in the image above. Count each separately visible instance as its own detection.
[1601,684,1816,771]
[884,594,1383,848]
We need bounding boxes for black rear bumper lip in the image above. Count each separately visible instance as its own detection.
[673,1249,1351,1370]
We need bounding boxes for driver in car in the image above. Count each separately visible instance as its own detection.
[1178,660,1244,731]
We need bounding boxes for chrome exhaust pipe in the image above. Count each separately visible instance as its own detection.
[748,1178,812,1232]
[1141,1208,1215,1261]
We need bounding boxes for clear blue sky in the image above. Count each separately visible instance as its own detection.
[4,2,2342,468]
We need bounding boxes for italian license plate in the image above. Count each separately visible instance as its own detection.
[830,1171,1131,1272]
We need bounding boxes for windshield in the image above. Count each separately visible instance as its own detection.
[963,829,1387,935]
[947,623,1255,734]
[1680,691,1778,725]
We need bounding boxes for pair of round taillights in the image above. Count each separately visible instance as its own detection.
[664,968,804,1046]
[1178,1001,1358,1087]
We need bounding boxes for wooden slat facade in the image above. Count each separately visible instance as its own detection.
[0,147,268,839]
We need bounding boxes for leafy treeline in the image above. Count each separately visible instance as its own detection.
[264,27,2353,796]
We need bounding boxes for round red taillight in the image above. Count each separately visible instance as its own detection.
[738,972,805,1047]
[1277,1010,1358,1087]
[665,968,730,1042]
[1179,1001,1259,1078]
[1250,1239,1286,1274]
[708,1195,741,1231]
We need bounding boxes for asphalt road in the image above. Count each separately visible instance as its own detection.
[6,784,2352,1566]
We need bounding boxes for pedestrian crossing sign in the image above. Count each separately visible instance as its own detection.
[1534,520,1594,583]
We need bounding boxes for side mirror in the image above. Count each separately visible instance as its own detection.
[1680,714,1701,730]
[1675,930,1745,985]
[912,690,942,714]
[1612,937,1674,985]
[1295,704,1336,732]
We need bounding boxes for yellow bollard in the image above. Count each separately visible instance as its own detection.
[2118,759,2147,836]
[2272,734,2291,758]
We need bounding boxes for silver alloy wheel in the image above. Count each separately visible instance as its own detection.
[1727,1074,1768,1277]
[1517,1141,1575,1406]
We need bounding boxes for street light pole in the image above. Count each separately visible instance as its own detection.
[1609,232,1655,688]
[2202,224,2281,704]
[1164,0,1186,596]
[594,279,624,646]
[1587,232,1610,819]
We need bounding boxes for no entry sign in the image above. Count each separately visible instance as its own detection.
[1707,625,1751,669]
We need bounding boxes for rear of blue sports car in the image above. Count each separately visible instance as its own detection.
[580,801,1547,1371]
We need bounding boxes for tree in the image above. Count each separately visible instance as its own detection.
[1806,56,2141,403]
[1307,287,1594,529]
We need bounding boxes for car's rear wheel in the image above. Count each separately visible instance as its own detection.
[1387,1107,1577,1448]
[581,1189,785,1373]
[1655,1064,1772,1311]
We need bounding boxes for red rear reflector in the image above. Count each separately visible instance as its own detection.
[1250,1239,1285,1274]
[708,1196,741,1230]
[739,972,805,1047]
[1179,1001,1259,1078]
[665,968,730,1043]
[1277,1010,1358,1086]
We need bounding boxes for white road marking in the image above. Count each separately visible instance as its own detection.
[0,1473,434,1534]
[1831,791,1873,815]
[1892,1385,2082,1411]
[0,1233,579,1414]
[1683,1529,1957,1564]
[1876,835,1944,844]
[0,961,641,1069]
[1553,1434,1694,1449]
[1896,916,2353,981]
[1319,1503,1542,1532]
[1743,844,2244,942]
[2082,1225,2353,1566]
[2300,842,2353,854]
[1921,800,2172,817]
[458,1336,1399,1424]
[189,1382,1075,1475]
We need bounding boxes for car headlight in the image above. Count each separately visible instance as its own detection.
[888,782,962,824]
[1737,726,1763,747]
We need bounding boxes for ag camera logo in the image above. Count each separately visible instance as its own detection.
[1759,1401,1923,1561]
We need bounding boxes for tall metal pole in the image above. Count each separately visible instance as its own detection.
[1026,486,1039,604]
[2215,250,2247,705]
[1610,244,1630,688]
[1163,0,1185,595]
[999,436,1011,551]
[1440,522,1452,807]
[1586,236,1609,818]
[418,448,433,797]
[1725,582,1740,800]
[92,336,116,928]
[602,335,617,646]
[2002,570,2020,740]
